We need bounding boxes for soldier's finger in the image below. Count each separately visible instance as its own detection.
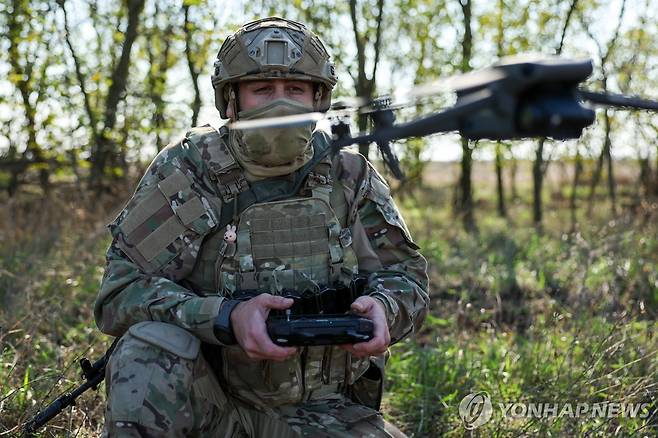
[253,330,297,359]
[260,344,297,361]
[259,295,295,310]
[371,326,390,350]
[368,300,390,344]
[351,334,387,355]
[340,344,369,358]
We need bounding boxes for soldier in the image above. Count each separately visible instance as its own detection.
[95,17,429,437]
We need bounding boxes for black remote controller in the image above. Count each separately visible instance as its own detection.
[267,314,375,346]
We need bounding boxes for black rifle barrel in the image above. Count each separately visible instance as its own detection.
[22,341,117,436]
[23,373,105,435]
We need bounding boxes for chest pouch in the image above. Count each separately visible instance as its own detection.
[228,197,344,292]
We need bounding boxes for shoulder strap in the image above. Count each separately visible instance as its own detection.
[303,132,334,204]
[185,125,249,203]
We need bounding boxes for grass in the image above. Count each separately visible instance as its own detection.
[0,187,120,437]
[385,307,657,436]
[1,165,657,437]
[383,174,658,436]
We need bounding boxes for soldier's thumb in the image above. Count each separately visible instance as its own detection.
[351,298,369,313]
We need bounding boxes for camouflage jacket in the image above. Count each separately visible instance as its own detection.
[95,126,429,406]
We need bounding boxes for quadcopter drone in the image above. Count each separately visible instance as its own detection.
[230,57,658,180]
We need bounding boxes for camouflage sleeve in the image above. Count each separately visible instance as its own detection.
[94,139,224,345]
[337,152,429,345]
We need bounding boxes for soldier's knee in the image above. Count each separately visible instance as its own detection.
[104,322,202,434]
[125,321,201,360]
[107,321,201,382]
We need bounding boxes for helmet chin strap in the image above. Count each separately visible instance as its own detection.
[227,85,239,120]
[313,86,323,111]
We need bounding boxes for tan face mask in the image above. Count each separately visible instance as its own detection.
[233,98,315,167]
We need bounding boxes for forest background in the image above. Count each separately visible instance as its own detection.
[1,0,657,436]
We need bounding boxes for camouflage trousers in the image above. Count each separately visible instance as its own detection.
[102,322,406,437]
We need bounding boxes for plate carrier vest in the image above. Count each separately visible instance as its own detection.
[183,125,369,407]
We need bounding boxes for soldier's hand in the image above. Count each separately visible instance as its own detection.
[230,294,298,361]
[340,296,390,358]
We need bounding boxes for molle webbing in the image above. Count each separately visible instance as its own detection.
[250,214,327,260]
[234,196,344,291]
[248,212,331,287]
[185,125,249,203]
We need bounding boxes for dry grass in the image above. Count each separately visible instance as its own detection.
[0,183,127,437]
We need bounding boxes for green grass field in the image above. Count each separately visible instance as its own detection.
[1,162,656,437]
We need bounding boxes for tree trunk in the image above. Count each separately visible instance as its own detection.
[570,147,583,232]
[603,110,616,216]
[655,144,658,196]
[146,3,173,151]
[494,0,507,218]
[90,0,145,190]
[455,0,475,231]
[638,156,651,200]
[7,0,50,194]
[6,141,20,197]
[533,138,545,230]
[349,0,385,160]
[357,113,370,158]
[458,137,476,231]
[587,110,611,216]
[509,155,519,200]
[532,0,578,228]
[60,0,98,137]
[580,0,626,216]
[183,4,202,127]
[495,141,506,217]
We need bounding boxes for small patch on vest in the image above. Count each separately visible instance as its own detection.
[339,228,353,247]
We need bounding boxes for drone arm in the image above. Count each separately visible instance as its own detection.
[579,90,658,111]
[375,89,497,142]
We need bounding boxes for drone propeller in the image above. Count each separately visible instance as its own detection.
[345,67,508,115]
[227,67,505,131]
[228,112,325,131]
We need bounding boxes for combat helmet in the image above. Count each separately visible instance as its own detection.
[211,17,338,118]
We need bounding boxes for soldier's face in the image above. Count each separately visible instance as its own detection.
[228,79,314,118]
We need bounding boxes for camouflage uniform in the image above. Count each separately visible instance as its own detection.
[95,16,429,438]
